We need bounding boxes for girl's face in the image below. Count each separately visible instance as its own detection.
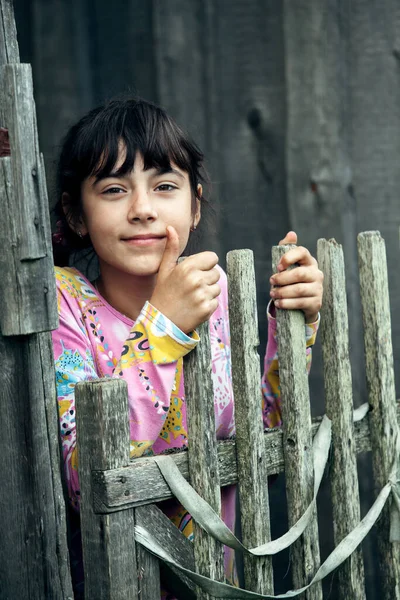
[78,152,200,280]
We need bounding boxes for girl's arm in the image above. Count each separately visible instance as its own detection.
[53,274,199,509]
[261,307,319,428]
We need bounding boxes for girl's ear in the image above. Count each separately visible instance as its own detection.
[194,184,202,228]
[62,192,88,236]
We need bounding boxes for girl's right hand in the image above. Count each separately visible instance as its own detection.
[149,226,221,334]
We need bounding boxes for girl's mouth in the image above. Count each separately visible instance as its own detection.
[122,235,165,247]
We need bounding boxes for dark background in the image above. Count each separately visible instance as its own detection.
[12,1,400,597]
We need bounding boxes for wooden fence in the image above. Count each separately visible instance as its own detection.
[73,234,400,600]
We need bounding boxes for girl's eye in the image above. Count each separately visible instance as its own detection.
[103,186,125,195]
[155,183,177,192]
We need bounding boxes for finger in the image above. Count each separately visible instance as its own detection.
[183,251,219,272]
[273,296,321,314]
[207,282,221,299]
[278,230,297,246]
[270,281,322,301]
[270,265,323,287]
[158,225,181,274]
[277,246,318,271]
[202,267,221,286]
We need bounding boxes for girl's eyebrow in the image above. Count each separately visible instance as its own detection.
[153,166,185,180]
[94,167,185,184]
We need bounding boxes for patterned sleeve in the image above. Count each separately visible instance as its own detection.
[261,305,319,429]
[52,288,198,509]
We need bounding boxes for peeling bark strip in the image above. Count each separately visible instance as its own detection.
[0,64,58,335]
[184,320,225,600]
[75,378,140,600]
[227,249,273,594]
[272,246,322,600]
[318,239,366,600]
[358,232,400,600]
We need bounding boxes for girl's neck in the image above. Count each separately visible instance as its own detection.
[95,265,157,322]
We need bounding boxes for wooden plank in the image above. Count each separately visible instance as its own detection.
[227,249,273,593]
[136,504,196,598]
[92,405,382,512]
[272,245,322,600]
[75,378,139,600]
[0,332,73,600]
[0,0,20,65]
[349,0,400,401]
[318,238,365,599]
[357,231,400,599]
[184,320,225,599]
[0,64,58,335]
[283,0,364,408]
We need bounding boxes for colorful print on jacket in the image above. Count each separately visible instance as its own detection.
[52,265,318,590]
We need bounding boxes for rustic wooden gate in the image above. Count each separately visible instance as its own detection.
[74,234,400,600]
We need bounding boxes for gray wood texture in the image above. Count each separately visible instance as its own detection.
[184,320,225,599]
[227,249,273,593]
[318,239,365,599]
[0,63,58,335]
[283,0,364,411]
[357,232,400,599]
[136,505,196,598]
[92,405,383,511]
[272,245,322,600]
[349,0,400,397]
[0,0,19,64]
[0,332,73,600]
[0,5,72,597]
[75,378,139,600]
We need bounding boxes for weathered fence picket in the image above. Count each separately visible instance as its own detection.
[318,239,366,599]
[184,320,225,600]
[76,378,140,600]
[227,249,273,594]
[0,2,73,598]
[358,232,400,599]
[272,246,322,600]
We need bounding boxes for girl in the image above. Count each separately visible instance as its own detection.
[51,96,323,598]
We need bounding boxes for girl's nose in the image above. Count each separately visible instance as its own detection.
[128,189,158,222]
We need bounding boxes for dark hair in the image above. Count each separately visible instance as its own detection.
[53,96,209,266]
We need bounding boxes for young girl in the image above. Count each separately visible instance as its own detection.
[51,97,323,599]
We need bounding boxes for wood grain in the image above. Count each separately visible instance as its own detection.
[184,320,225,599]
[227,249,273,593]
[272,245,322,600]
[76,378,140,600]
[318,238,365,599]
[358,231,400,599]
[0,64,58,335]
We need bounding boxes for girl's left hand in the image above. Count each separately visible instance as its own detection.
[269,231,323,324]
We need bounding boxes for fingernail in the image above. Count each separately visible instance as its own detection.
[270,276,275,284]
[274,300,280,307]
[277,264,284,272]
[270,290,276,298]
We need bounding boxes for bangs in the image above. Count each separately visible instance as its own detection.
[76,101,203,183]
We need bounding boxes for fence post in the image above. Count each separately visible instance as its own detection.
[227,249,274,594]
[272,245,322,600]
[318,238,366,599]
[75,378,143,600]
[358,231,400,599]
[0,2,72,596]
[184,320,225,600]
